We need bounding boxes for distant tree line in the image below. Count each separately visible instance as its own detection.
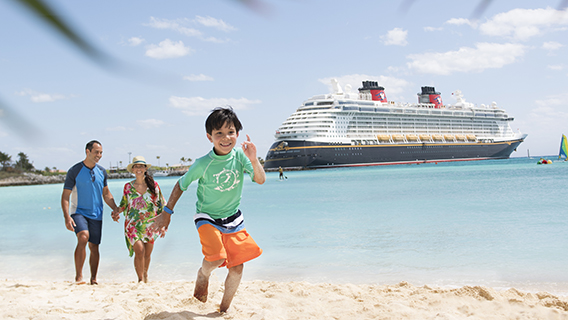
[0,151,35,172]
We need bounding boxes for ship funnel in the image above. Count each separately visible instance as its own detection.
[418,86,443,108]
[358,80,387,102]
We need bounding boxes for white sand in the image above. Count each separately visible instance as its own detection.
[2,279,568,319]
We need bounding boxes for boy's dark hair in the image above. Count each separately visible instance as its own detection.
[205,107,243,134]
[86,140,102,151]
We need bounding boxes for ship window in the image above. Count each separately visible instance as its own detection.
[305,102,314,106]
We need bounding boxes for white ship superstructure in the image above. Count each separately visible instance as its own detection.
[264,79,526,169]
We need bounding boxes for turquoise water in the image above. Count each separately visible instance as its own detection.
[1,158,567,293]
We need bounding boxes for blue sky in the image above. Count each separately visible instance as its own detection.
[1,0,567,170]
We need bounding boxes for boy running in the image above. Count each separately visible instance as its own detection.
[152,107,265,312]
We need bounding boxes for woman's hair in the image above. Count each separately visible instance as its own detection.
[144,171,156,195]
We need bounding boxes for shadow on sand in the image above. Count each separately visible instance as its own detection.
[144,310,223,320]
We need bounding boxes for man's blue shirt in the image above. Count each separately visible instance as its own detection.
[64,162,108,221]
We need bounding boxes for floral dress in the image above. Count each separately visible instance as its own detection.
[119,181,165,257]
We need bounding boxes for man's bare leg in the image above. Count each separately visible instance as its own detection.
[220,264,243,313]
[74,231,89,283]
[194,258,224,302]
[88,242,100,285]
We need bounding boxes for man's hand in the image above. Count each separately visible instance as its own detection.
[64,215,76,232]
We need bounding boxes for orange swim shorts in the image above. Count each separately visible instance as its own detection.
[197,223,262,269]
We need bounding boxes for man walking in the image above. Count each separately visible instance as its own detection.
[61,140,118,284]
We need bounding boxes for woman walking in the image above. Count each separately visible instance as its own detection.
[112,156,165,282]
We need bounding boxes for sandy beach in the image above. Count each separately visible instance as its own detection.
[2,279,568,320]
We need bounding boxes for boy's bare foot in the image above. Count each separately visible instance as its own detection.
[90,278,98,285]
[74,276,86,285]
[193,268,209,302]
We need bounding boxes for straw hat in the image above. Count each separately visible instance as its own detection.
[127,156,151,173]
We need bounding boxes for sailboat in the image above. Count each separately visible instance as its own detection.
[559,134,568,160]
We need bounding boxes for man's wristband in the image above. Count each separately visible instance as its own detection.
[163,206,174,215]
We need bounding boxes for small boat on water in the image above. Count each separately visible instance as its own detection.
[537,158,552,165]
[152,170,169,177]
[559,134,568,161]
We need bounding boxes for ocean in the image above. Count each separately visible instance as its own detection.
[1,157,567,294]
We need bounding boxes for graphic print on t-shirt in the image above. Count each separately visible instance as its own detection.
[213,168,240,192]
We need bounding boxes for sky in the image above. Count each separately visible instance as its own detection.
[1,0,567,170]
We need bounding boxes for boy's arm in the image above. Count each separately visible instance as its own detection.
[150,181,184,232]
[242,134,266,185]
[250,156,266,185]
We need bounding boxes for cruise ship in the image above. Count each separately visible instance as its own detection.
[264,79,527,169]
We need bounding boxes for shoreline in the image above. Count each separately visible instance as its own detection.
[2,279,568,319]
[0,171,188,187]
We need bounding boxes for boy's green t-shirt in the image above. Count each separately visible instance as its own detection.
[178,148,255,219]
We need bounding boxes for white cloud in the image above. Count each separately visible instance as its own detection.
[381,27,408,46]
[145,39,193,59]
[479,7,568,41]
[194,16,237,32]
[542,41,563,51]
[424,26,443,32]
[529,93,568,128]
[127,37,145,46]
[15,89,72,103]
[145,17,202,37]
[183,74,215,81]
[137,119,165,129]
[547,64,565,70]
[407,42,526,75]
[169,96,261,116]
[446,18,476,27]
[318,74,410,100]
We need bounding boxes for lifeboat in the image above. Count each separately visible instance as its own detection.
[406,134,419,141]
[432,134,444,141]
[392,134,405,141]
[466,134,477,141]
[455,134,466,141]
[377,134,391,142]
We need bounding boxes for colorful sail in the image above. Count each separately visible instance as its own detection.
[559,134,568,159]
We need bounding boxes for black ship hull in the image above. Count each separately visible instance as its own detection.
[264,139,525,169]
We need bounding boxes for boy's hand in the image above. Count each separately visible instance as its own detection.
[241,134,257,160]
[149,212,170,234]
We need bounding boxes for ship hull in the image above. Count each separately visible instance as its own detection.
[264,139,524,169]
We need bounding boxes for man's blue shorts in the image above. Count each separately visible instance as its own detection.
[71,214,102,245]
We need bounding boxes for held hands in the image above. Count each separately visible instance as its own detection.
[111,208,120,222]
[241,134,257,161]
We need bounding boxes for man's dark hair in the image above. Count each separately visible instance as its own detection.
[86,140,102,151]
[205,107,243,134]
